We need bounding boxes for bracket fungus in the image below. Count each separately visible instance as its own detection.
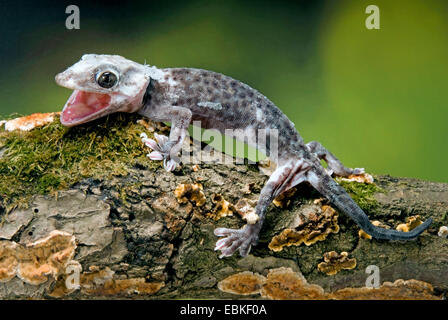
[0,230,76,285]
[330,279,440,300]
[174,183,206,207]
[83,277,165,296]
[396,215,423,232]
[217,268,440,300]
[272,187,297,208]
[3,112,60,132]
[317,251,357,275]
[260,267,326,300]
[50,266,164,297]
[217,271,265,296]
[206,194,234,220]
[358,220,389,239]
[339,173,374,184]
[218,268,325,300]
[268,204,339,251]
[0,241,19,282]
[206,196,259,224]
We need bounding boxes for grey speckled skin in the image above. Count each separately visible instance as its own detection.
[56,54,432,258]
[140,67,304,164]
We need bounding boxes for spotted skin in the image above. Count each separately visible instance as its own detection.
[139,68,304,164]
[56,55,433,258]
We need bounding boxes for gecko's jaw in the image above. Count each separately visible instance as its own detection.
[60,90,112,126]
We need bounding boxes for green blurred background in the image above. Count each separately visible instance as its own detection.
[0,0,447,182]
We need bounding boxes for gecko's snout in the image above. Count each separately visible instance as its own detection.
[55,74,62,86]
[55,70,68,86]
[55,69,78,89]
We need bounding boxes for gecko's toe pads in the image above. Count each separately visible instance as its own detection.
[163,158,178,172]
[214,227,254,258]
[141,133,179,171]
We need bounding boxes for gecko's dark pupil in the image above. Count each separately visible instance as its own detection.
[97,72,117,88]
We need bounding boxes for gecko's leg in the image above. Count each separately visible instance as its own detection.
[306,141,364,177]
[214,159,310,257]
[140,105,192,171]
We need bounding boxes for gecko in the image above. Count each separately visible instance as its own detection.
[55,54,432,258]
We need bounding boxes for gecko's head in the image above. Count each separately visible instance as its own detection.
[55,54,150,127]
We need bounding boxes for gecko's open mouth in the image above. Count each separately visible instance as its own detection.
[61,90,111,126]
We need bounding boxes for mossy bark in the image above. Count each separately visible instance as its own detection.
[0,116,447,299]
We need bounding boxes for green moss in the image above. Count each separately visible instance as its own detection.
[0,113,159,211]
[336,178,384,212]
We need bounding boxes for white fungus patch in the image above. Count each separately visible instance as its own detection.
[4,113,59,132]
[438,226,448,238]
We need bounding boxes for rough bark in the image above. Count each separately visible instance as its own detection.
[0,120,447,300]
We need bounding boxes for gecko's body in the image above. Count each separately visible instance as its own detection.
[56,54,432,257]
[142,67,303,161]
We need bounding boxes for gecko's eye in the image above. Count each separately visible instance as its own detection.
[96,71,118,88]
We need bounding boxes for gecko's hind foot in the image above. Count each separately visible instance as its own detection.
[141,133,178,171]
[214,226,257,258]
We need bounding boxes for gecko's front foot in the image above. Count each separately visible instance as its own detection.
[141,133,179,171]
[214,225,259,258]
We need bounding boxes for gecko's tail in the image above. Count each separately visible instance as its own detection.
[308,167,432,240]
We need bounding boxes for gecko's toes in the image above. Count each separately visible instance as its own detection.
[141,133,181,172]
[142,133,179,171]
[144,138,160,151]
[154,133,169,146]
[141,133,172,153]
[214,227,254,258]
[163,158,178,172]
[148,151,164,161]
[214,227,234,237]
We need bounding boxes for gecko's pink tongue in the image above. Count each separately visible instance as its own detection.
[61,90,111,125]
